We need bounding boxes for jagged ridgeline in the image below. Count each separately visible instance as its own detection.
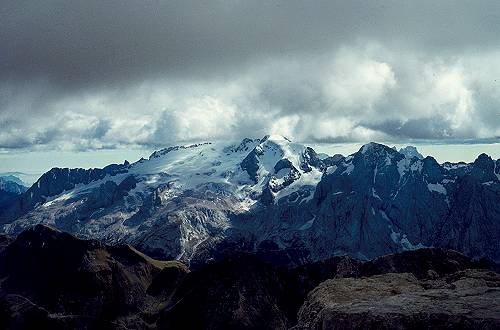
[0,135,499,266]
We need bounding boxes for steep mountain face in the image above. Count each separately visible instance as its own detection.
[308,143,500,261]
[1,136,499,265]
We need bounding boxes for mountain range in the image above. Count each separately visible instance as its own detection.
[0,135,499,266]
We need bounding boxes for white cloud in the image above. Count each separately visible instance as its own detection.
[1,45,499,150]
[162,96,237,142]
[324,51,397,111]
[270,115,301,139]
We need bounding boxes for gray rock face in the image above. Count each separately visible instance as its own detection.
[305,143,500,262]
[294,270,500,330]
[300,147,324,172]
[240,148,263,183]
[268,159,301,192]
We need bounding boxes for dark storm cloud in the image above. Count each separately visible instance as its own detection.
[362,117,454,140]
[1,1,500,149]
[3,0,500,87]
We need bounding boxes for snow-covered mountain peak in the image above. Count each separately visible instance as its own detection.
[399,146,424,159]
[359,142,397,155]
[241,135,322,184]
[148,142,212,160]
[261,134,292,143]
[355,142,402,169]
[223,138,261,154]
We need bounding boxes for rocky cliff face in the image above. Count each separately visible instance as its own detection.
[294,270,500,330]
[306,143,500,262]
[1,137,499,266]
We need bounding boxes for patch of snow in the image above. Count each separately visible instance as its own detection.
[326,165,337,175]
[410,161,423,173]
[342,163,355,175]
[400,235,425,250]
[385,155,392,166]
[299,215,316,230]
[442,162,468,170]
[427,183,447,195]
[390,231,400,244]
[383,209,425,251]
[317,153,330,160]
[361,143,373,154]
[397,158,410,178]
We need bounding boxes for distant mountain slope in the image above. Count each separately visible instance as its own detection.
[0,176,28,209]
[0,176,27,195]
[0,172,41,186]
[1,136,499,265]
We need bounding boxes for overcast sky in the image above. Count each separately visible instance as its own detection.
[1,0,500,153]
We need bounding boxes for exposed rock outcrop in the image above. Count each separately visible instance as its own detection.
[294,270,500,329]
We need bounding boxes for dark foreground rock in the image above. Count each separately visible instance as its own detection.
[294,270,500,330]
[156,255,293,330]
[0,224,188,329]
[0,225,498,329]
